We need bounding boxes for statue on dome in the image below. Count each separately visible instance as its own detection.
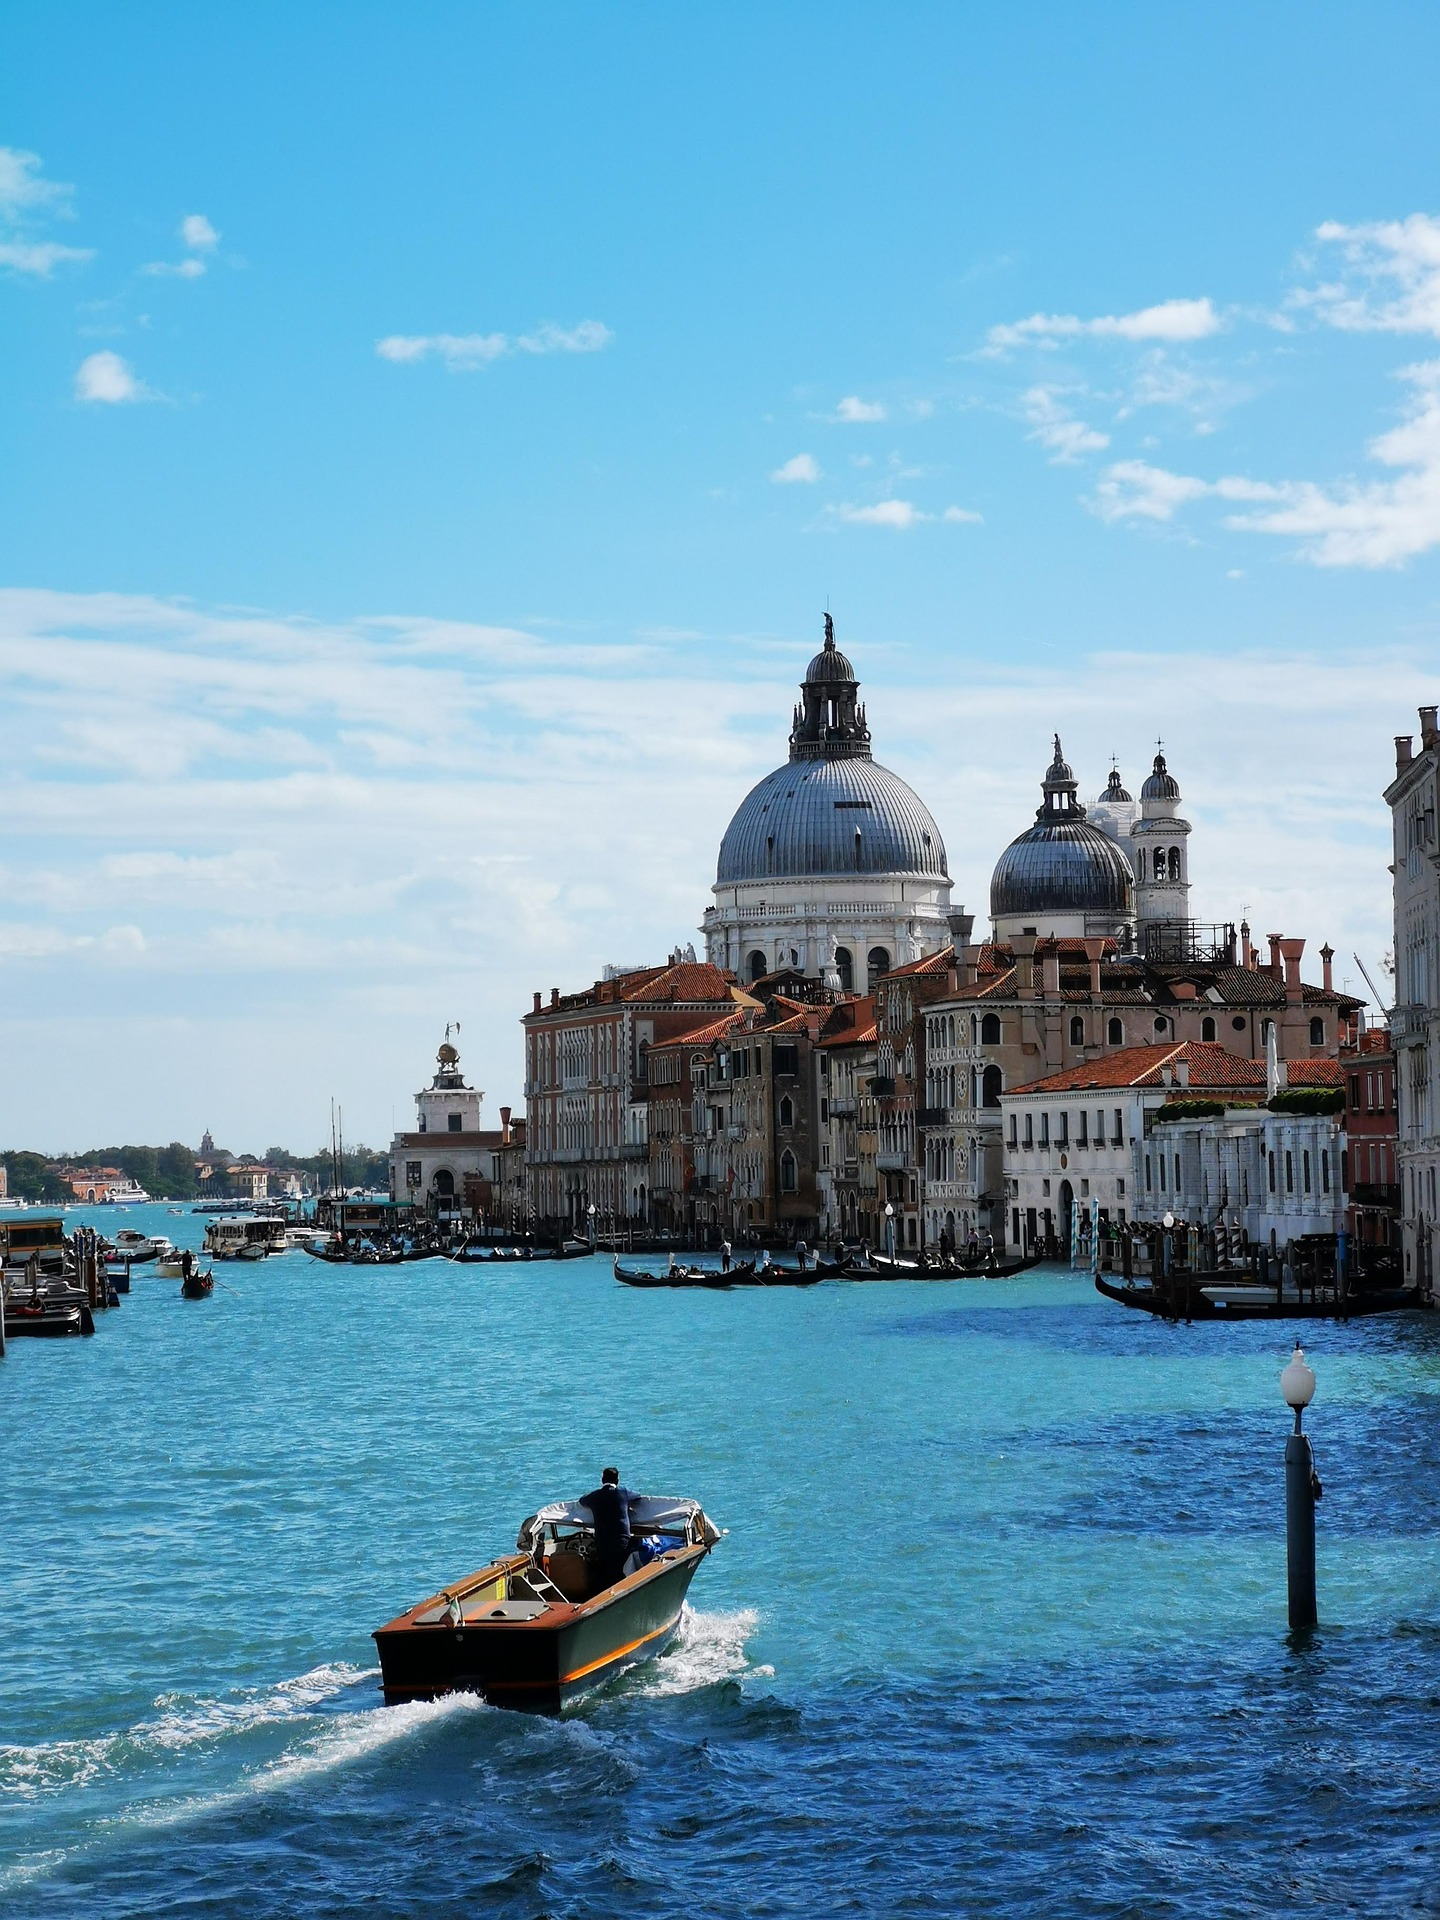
[823,611,835,648]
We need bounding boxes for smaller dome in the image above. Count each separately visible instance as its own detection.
[1043,733,1075,789]
[1099,766,1132,803]
[1141,751,1180,801]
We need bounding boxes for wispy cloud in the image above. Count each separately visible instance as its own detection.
[0,145,92,277]
[833,395,887,423]
[771,452,820,484]
[838,499,926,528]
[74,351,150,404]
[1022,386,1110,462]
[377,321,613,370]
[181,213,219,253]
[943,506,984,524]
[986,296,1222,354]
[1293,215,1440,337]
[142,211,222,279]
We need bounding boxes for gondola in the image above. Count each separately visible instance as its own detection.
[374,1494,721,1713]
[1094,1271,1425,1322]
[181,1269,215,1299]
[614,1258,752,1288]
[840,1251,1042,1281]
[449,1241,591,1264]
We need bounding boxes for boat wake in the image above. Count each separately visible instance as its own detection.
[639,1605,767,1697]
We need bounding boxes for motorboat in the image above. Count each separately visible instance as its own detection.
[374,1494,721,1712]
[109,1229,172,1263]
[205,1216,283,1260]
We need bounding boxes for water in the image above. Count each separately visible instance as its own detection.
[4,1203,1440,1916]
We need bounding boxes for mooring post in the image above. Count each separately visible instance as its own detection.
[1280,1346,1319,1631]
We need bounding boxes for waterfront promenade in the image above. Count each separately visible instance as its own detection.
[3,1203,1439,1915]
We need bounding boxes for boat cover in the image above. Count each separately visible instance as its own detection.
[517,1495,719,1551]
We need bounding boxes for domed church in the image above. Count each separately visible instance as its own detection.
[990,736,1136,942]
[703,617,953,990]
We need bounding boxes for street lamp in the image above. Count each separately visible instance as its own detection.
[587,1201,596,1251]
[1280,1344,1320,1630]
[884,1200,895,1261]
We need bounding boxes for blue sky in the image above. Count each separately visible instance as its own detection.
[2,5,1439,1150]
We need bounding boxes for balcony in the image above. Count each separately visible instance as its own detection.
[876,1150,907,1172]
[838,1161,860,1183]
[1390,1004,1428,1042]
[620,1141,648,1160]
[828,1096,858,1117]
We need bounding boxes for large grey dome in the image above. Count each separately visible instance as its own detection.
[717,756,948,884]
[990,820,1134,919]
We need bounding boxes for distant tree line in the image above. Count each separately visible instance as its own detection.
[2,1140,391,1202]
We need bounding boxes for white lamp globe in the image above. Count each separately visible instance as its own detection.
[1162,1211,1175,1229]
[1280,1345,1316,1410]
[885,1202,895,1218]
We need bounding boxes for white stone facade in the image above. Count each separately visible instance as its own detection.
[1385,707,1440,1292]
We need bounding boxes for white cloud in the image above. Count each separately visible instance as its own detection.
[142,256,206,279]
[987,296,1222,354]
[74,351,147,404]
[377,322,612,370]
[771,452,820,484]
[180,213,219,252]
[833,395,887,422]
[943,506,984,524]
[0,146,91,276]
[837,499,927,528]
[1295,215,1440,337]
[1022,386,1110,462]
[1093,360,1440,566]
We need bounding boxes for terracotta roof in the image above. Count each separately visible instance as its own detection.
[881,950,955,981]
[1010,1042,1273,1097]
[650,1010,744,1052]
[620,962,738,1004]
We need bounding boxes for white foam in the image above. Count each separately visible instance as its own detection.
[638,1604,760,1697]
[0,1662,376,1801]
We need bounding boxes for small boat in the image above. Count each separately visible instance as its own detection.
[614,1257,753,1289]
[155,1253,186,1278]
[181,1269,215,1298]
[449,1240,591,1264]
[1095,1273,1425,1321]
[109,1229,172,1263]
[2,1279,92,1336]
[374,1494,721,1713]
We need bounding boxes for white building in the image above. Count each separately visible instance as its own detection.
[703,615,953,989]
[387,1038,518,1221]
[1385,705,1440,1293]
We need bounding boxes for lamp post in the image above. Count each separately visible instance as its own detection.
[587,1201,596,1252]
[884,1200,895,1261]
[1280,1345,1320,1630]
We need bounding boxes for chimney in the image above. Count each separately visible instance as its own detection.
[499,1105,511,1146]
[1240,920,1252,970]
[1267,934,1283,980]
[1041,942,1061,998]
[1011,932,1039,999]
[1421,705,1439,751]
[1320,943,1334,993]
[550,987,560,1007]
[1176,1059,1190,1089]
[1082,937,1106,1002]
[947,906,975,958]
[532,991,542,1014]
[1396,735,1414,773]
[1279,937,1305,1004]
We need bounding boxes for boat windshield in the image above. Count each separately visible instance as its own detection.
[516,1495,719,1554]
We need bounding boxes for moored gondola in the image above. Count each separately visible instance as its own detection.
[1094,1271,1425,1321]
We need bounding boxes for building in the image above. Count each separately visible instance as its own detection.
[1384,706,1440,1293]
[703,615,953,988]
[815,997,878,1243]
[1000,1041,1345,1254]
[523,959,753,1234]
[387,1038,522,1224]
[1341,1027,1399,1257]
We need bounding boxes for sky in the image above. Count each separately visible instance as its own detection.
[2,4,1440,1153]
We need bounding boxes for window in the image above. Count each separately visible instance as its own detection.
[970,1013,978,1044]
[1058,1112,1069,1147]
[418,1113,427,1133]
[1077,1111,1089,1147]
[1113,1108,1124,1146]
[1040,1113,1050,1148]
[835,946,854,992]
[773,1044,799,1077]
[448,1113,462,1132]
[1309,1017,1324,1046]
[982,1065,1002,1108]
[747,950,767,983]
[1285,1150,1294,1193]
[1168,847,1182,882]
[1321,1151,1330,1194]
[1136,848,1146,882]
[1261,1019,1274,1047]
[1302,1149,1312,1192]
[981,1013,1001,1045]
[1201,1017,1216,1043]
[1023,1113,1033,1148]
[1007,1114,1017,1149]
[1158,1153,1166,1191]
[867,947,891,991]
[780,1151,797,1193]
[406,1160,422,1188]
[1232,1015,1246,1032]
[1117,1177,1126,1196]
[1145,1154,1153,1191]
[1153,1015,1169,1035]
[1349,1075,1361,1111]
[1174,1154,1181,1193]
[1268,1151,1276,1193]
[1107,1018,1123,1045]
[778,1096,794,1129]
[1069,1016,1084,1045]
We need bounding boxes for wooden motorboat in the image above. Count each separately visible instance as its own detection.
[181,1269,215,1298]
[374,1495,721,1713]
[1095,1272,1425,1322]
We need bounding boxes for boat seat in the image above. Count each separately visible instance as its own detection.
[463,1599,549,1622]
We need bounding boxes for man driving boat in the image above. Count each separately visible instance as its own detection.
[581,1466,633,1589]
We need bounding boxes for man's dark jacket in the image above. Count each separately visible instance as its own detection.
[582,1483,633,1585]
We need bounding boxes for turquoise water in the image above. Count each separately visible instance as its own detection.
[4,1202,1440,1916]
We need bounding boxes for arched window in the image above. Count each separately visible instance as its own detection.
[1168,847,1182,882]
[433,1169,455,1197]
[834,946,854,992]
[1069,1016,1084,1046]
[747,950,767,983]
[970,1013,978,1044]
[1107,1017,1123,1045]
[780,1150,797,1194]
[1260,1018,1274,1047]
[778,1096,794,1129]
[1153,1014,1169,1035]
[981,1065,1002,1108]
[1201,1016,1216,1042]
[1136,848,1146,882]
[981,1012,1001,1045]
[867,947,891,990]
[1309,1016,1324,1045]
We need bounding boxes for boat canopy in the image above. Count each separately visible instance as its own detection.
[517,1495,720,1552]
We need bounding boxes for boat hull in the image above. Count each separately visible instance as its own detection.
[1095,1273,1426,1321]
[374,1547,706,1713]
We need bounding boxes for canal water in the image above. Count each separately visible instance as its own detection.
[3,1204,1440,1917]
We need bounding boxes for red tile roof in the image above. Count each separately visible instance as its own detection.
[1011,1042,1271,1096]
[618,962,738,1004]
